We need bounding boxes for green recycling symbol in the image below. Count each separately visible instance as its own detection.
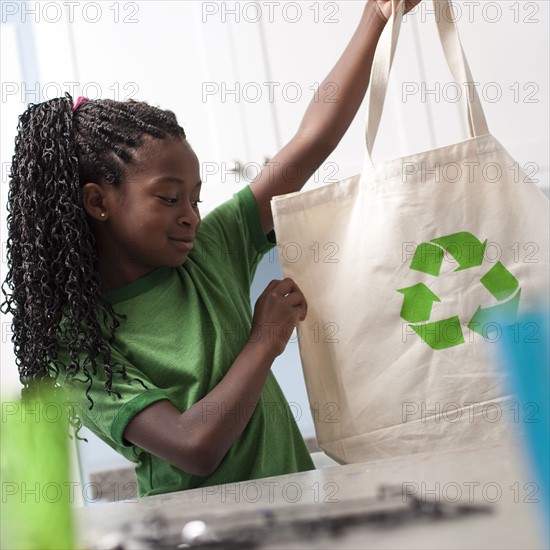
[398,232,521,350]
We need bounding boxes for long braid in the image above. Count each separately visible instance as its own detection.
[1,93,186,435]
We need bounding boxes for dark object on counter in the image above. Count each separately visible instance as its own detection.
[90,484,493,549]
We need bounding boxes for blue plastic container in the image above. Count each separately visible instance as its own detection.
[497,310,549,522]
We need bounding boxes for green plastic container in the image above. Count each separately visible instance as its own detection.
[1,384,76,549]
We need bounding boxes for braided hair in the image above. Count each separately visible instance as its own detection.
[1,93,186,434]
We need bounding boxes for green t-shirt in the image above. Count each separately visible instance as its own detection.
[61,185,314,497]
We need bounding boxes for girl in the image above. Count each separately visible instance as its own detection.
[2,0,420,497]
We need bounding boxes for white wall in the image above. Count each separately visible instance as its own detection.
[1,0,548,483]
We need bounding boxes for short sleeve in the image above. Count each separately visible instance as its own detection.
[191,185,277,290]
[60,348,171,449]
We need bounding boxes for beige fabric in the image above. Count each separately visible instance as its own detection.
[271,0,549,464]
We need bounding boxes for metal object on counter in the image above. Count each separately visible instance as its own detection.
[88,484,493,549]
[180,520,219,547]
[90,515,169,550]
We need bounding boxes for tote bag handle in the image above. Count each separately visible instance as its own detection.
[365,0,490,166]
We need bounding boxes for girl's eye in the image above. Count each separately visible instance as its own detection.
[158,197,202,208]
[159,196,177,205]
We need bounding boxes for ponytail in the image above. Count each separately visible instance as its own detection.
[1,93,185,436]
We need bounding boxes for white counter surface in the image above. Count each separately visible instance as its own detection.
[77,440,549,549]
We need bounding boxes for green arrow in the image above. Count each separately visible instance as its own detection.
[480,262,519,300]
[410,316,465,350]
[467,289,521,336]
[410,243,444,276]
[398,283,441,323]
[431,232,487,271]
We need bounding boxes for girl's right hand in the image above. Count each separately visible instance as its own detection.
[249,278,308,358]
[374,0,422,24]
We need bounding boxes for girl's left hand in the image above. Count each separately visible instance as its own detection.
[374,0,422,23]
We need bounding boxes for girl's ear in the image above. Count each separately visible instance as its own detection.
[81,182,110,221]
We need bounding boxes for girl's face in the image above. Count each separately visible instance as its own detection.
[86,136,202,290]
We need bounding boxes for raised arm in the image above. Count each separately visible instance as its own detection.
[249,0,420,235]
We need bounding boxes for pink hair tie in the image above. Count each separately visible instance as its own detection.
[72,96,89,111]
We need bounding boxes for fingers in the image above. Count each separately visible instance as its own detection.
[267,278,303,302]
[283,287,308,312]
[279,278,308,320]
[263,278,308,320]
[275,277,299,297]
[252,278,308,356]
[263,278,296,298]
[263,279,280,294]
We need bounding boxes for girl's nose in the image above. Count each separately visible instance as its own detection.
[177,205,200,228]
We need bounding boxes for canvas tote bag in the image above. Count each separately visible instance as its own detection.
[271,0,549,464]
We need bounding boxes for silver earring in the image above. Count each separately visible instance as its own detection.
[100,212,106,218]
